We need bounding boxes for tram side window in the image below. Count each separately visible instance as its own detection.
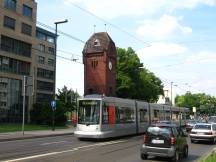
[153,110,159,122]
[140,109,148,122]
[115,106,120,123]
[165,110,171,120]
[102,103,115,124]
[159,110,164,120]
[119,107,135,123]
[103,105,109,124]
[172,111,178,120]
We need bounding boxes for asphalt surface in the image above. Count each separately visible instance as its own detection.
[0,135,215,162]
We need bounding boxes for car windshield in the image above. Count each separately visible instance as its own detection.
[78,100,100,125]
[194,124,211,130]
[147,126,172,137]
[187,120,196,124]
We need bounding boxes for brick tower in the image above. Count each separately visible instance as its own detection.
[83,32,117,96]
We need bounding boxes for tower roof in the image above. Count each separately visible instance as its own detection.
[83,32,115,54]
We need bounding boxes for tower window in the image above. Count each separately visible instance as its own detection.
[89,88,93,94]
[109,86,112,96]
[94,39,100,46]
[91,60,98,69]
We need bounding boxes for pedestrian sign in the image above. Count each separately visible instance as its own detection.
[51,100,56,109]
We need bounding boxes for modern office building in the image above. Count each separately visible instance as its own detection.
[0,0,56,122]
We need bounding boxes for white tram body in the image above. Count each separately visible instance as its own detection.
[74,95,189,139]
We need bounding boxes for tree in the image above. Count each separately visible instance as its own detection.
[30,101,67,126]
[116,47,164,102]
[175,92,216,115]
[56,86,79,113]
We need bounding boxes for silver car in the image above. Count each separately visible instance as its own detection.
[190,123,216,143]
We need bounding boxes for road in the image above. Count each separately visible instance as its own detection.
[0,135,215,162]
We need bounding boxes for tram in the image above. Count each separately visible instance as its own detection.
[74,95,189,139]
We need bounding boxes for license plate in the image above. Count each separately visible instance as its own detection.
[198,132,204,135]
[152,139,164,144]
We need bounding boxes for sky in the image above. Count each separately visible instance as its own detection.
[36,0,216,97]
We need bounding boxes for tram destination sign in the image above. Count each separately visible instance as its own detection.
[80,100,99,106]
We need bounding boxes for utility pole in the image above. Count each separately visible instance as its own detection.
[22,76,26,136]
[53,19,68,100]
[170,81,173,120]
[171,81,173,106]
[52,19,68,131]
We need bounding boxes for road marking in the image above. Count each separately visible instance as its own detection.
[40,141,67,146]
[2,140,127,162]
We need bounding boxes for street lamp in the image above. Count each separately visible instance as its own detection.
[52,19,68,131]
[171,82,173,106]
[53,19,68,99]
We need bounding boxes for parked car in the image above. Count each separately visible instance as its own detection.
[185,120,197,132]
[190,123,216,143]
[140,123,188,161]
[208,116,216,123]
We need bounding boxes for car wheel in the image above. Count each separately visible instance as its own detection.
[191,139,194,143]
[183,146,188,158]
[141,153,148,160]
[170,151,179,162]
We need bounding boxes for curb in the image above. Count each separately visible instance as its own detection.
[0,132,74,142]
[194,147,216,162]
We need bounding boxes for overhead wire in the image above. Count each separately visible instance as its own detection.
[70,3,151,47]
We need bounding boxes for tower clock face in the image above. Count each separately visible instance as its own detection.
[108,61,112,70]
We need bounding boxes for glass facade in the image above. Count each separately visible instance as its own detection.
[0,56,30,75]
[3,16,16,30]
[36,31,55,44]
[37,68,54,80]
[22,4,32,18]
[48,58,54,66]
[1,35,32,57]
[4,0,16,11]
[36,93,52,103]
[0,77,23,123]
[37,80,54,91]
[21,23,32,36]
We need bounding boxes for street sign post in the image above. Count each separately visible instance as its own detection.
[51,100,56,109]
[51,100,56,131]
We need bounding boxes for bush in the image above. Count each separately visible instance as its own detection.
[30,101,67,126]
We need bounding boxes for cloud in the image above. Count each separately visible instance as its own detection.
[136,15,192,39]
[137,42,188,60]
[186,51,216,64]
[64,0,83,5]
[63,0,216,19]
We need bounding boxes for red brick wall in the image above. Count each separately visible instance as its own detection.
[84,51,116,96]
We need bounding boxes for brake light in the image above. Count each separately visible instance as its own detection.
[170,137,175,145]
[206,131,213,135]
[144,134,148,144]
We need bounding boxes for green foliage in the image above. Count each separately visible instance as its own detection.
[30,101,67,126]
[175,92,216,114]
[0,123,67,133]
[200,152,216,162]
[56,86,79,112]
[116,47,164,102]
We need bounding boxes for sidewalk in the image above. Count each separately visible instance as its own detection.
[0,126,76,142]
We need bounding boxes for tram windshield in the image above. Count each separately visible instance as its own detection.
[78,100,100,125]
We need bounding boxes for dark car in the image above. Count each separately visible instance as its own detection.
[185,120,197,132]
[140,123,188,162]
